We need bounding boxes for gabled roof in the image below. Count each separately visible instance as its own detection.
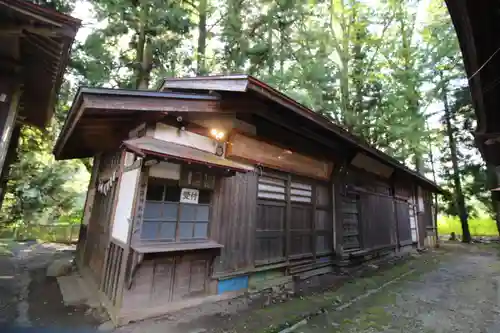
[53,87,220,159]
[0,0,81,127]
[160,75,442,193]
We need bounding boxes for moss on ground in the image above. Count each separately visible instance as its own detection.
[220,250,449,333]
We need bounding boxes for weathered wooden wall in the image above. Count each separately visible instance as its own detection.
[210,172,258,274]
[341,167,397,252]
[101,241,124,305]
[395,200,412,246]
[84,151,122,282]
[360,193,395,250]
[122,251,212,314]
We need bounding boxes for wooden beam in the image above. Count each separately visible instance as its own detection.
[25,32,63,60]
[0,26,75,37]
[332,163,346,258]
[83,95,221,113]
[227,132,333,181]
[78,117,135,126]
[253,108,344,155]
[0,1,64,27]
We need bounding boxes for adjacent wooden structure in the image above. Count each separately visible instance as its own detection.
[446,1,500,227]
[54,75,441,325]
[0,0,80,205]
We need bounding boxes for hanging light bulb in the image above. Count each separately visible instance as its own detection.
[210,128,225,141]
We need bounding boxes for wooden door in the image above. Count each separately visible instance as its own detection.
[395,200,412,246]
[255,175,286,265]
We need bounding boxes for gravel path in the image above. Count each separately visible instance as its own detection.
[2,242,500,333]
[0,241,102,332]
[299,245,500,333]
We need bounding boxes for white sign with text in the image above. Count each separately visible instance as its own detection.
[180,188,199,204]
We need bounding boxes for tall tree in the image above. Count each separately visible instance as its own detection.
[72,0,193,89]
[441,79,471,242]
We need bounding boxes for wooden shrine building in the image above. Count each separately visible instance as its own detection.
[54,75,441,324]
[0,0,80,205]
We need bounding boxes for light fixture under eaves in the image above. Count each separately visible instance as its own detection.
[210,128,225,141]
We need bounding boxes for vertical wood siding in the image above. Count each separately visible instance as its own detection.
[210,172,258,274]
[341,191,361,250]
[84,151,122,282]
[360,193,395,249]
[342,167,397,251]
[395,200,412,245]
[102,241,125,304]
[122,252,211,311]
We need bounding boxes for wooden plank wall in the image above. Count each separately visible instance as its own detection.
[360,193,395,250]
[122,251,212,313]
[395,200,412,245]
[84,151,122,282]
[102,241,125,305]
[342,167,397,251]
[210,172,258,274]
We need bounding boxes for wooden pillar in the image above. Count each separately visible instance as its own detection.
[77,155,101,268]
[0,124,20,208]
[390,180,400,251]
[285,174,291,260]
[0,85,20,181]
[332,163,346,258]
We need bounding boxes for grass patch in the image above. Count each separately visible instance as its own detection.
[438,215,498,237]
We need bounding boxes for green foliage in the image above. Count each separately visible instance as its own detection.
[438,215,498,237]
[0,125,88,227]
[71,0,194,89]
[26,0,75,13]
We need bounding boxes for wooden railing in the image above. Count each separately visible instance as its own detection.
[0,224,80,244]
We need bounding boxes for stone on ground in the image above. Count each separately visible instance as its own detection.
[46,257,74,277]
[98,320,116,332]
[57,274,89,306]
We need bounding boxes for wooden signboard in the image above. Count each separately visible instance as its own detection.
[226,132,333,180]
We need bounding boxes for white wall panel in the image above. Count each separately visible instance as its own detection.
[153,123,217,154]
[149,162,181,180]
[111,168,140,243]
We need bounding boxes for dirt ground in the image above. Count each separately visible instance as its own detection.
[2,242,500,333]
[0,240,102,332]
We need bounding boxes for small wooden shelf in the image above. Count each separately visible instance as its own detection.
[131,240,223,254]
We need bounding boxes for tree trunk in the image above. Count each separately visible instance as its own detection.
[224,0,244,72]
[267,26,274,76]
[486,164,500,236]
[135,1,152,89]
[425,121,439,225]
[443,81,471,243]
[197,0,208,75]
